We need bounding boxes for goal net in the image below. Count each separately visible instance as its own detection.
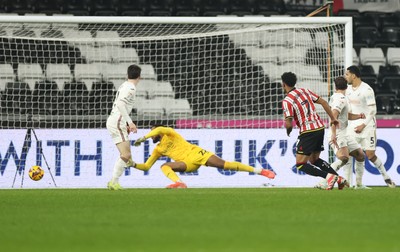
[0,16,352,129]
[0,16,353,188]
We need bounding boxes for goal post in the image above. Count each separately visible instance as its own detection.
[0,16,354,188]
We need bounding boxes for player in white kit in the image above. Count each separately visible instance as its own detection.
[106,64,141,190]
[315,77,366,189]
[344,65,396,188]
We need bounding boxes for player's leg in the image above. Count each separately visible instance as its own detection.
[205,155,275,179]
[307,129,338,176]
[161,162,188,188]
[350,148,365,187]
[362,130,396,188]
[108,141,132,190]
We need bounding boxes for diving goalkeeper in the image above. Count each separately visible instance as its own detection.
[132,125,276,188]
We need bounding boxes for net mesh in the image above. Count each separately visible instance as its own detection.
[0,19,346,129]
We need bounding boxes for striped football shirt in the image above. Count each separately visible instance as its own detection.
[282,87,325,134]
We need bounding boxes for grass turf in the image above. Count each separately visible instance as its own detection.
[0,187,399,252]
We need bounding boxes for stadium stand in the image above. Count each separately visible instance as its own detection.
[1,0,400,123]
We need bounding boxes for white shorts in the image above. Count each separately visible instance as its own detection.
[106,115,129,144]
[353,128,377,151]
[329,132,360,154]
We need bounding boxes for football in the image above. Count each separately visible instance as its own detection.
[28,165,44,181]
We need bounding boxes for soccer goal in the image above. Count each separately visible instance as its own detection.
[0,16,353,188]
[0,15,352,129]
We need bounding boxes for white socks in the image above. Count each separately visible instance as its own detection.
[373,157,390,180]
[253,167,262,174]
[111,158,127,184]
[331,159,345,171]
[355,160,364,186]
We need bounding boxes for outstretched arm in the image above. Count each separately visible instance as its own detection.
[133,151,160,171]
[285,117,293,136]
[134,127,174,146]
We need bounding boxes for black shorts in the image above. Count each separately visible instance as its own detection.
[296,128,325,156]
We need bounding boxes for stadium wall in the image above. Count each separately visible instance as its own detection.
[1,128,399,189]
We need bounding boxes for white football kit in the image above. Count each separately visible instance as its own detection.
[328,92,360,153]
[346,81,377,150]
[106,81,137,144]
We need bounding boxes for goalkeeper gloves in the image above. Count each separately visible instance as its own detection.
[134,136,146,146]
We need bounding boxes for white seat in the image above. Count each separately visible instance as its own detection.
[229,31,260,47]
[74,64,102,89]
[79,46,113,63]
[387,47,400,65]
[64,30,95,47]
[112,48,140,63]
[164,99,193,118]
[293,31,313,47]
[46,64,72,89]
[279,47,307,64]
[359,48,385,74]
[17,64,44,90]
[314,31,342,48]
[140,64,157,79]
[135,98,164,117]
[243,46,282,63]
[282,63,323,82]
[148,81,175,99]
[260,30,292,47]
[0,64,15,91]
[257,62,285,82]
[333,46,346,66]
[95,31,122,47]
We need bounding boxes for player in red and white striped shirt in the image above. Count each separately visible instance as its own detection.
[281,72,346,190]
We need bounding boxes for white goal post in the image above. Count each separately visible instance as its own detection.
[0,15,352,129]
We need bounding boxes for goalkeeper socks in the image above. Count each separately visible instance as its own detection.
[355,160,364,186]
[224,161,254,173]
[161,165,180,182]
[111,158,126,184]
[373,157,390,180]
[312,158,338,175]
[296,163,327,178]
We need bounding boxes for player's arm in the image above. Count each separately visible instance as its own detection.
[133,150,161,171]
[354,104,376,133]
[348,112,365,120]
[315,97,339,127]
[134,127,174,146]
[329,109,339,149]
[285,117,293,136]
[116,90,137,133]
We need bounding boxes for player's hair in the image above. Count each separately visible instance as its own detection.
[334,76,348,90]
[281,72,297,87]
[127,64,141,79]
[346,65,361,78]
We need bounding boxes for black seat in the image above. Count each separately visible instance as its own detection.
[118,0,146,16]
[354,27,380,47]
[359,65,376,77]
[381,76,400,96]
[2,81,32,114]
[7,0,34,14]
[379,27,400,47]
[32,80,60,115]
[378,65,400,82]
[336,9,360,17]
[255,0,284,14]
[376,93,397,114]
[92,0,117,16]
[62,81,89,115]
[89,81,116,115]
[35,0,62,15]
[64,0,90,16]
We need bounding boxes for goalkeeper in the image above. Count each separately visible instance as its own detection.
[132,125,276,188]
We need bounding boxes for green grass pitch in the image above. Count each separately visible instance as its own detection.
[0,188,399,252]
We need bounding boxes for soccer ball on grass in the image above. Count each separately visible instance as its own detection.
[28,165,44,181]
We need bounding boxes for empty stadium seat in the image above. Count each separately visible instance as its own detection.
[140,64,157,80]
[387,47,400,66]
[314,31,342,49]
[74,64,102,89]
[135,98,164,117]
[32,80,60,115]
[112,48,140,63]
[95,31,122,47]
[242,46,281,64]
[89,81,116,115]
[46,64,72,89]
[354,27,380,47]
[79,46,113,63]
[17,63,44,90]
[2,81,32,114]
[359,48,386,74]
[163,98,193,118]
[62,81,90,115]
[0,64,15,90]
